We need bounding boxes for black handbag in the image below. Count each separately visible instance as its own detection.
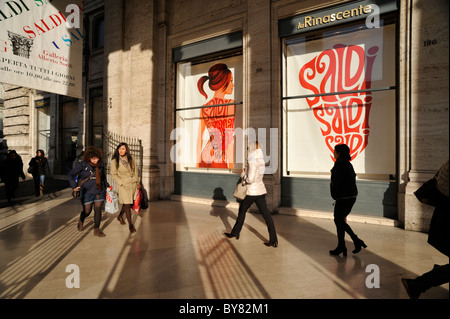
[414,173,440,207]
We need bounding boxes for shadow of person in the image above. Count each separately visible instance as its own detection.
[210,187,236,233]
[210,187,267,242]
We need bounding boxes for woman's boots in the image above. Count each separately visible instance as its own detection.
[117,206,136,233]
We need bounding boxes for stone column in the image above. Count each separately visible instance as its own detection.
[402,0,449,231]
[2,84,31,164]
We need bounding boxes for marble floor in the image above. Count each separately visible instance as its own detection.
[0,187,448,300]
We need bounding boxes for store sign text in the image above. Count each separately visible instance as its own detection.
[297,4,376,30]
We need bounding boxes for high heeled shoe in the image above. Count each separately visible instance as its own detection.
[224,233,239,240]
[352,238,367,254]
[329,246,347,257]
[264,241,278,248]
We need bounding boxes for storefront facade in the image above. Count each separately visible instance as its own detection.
[109,0,444,232]
[1,0,448,232]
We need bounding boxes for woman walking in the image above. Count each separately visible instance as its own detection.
[111,142,141,233]
[68,146,110,237]
[28,149,50,196]
[329,144,366,256]
[224,142,278,247]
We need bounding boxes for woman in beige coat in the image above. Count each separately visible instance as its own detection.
[111,142,141,233]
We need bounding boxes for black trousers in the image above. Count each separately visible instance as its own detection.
[333,197,357,247]
[231,194,278,243]
[415,264,449,292]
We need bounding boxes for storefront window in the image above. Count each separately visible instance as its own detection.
[175,53,243,172]
[35,98,51,156]
[90,88,103,148]
[282,18,396,179]
[60,97,78,174]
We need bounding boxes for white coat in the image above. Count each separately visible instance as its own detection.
[242,148,267,196]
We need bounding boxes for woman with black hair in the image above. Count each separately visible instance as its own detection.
[111,142,141,233]
[329,144,367,256]
[68,146,110,237]
[28,149,50,196]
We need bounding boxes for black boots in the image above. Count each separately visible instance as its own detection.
[352,237,367,254]
[329,246,347,257]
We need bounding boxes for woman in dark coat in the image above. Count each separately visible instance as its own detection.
[329,144,366,257]
[68,146,110,237]
[0,150,25,204]
[402,160,449,298]
[28,149,50,196]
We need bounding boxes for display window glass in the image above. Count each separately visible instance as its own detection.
[282,18,396,179]
[175,53,243,172]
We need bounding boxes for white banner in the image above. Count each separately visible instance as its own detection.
[0,0,83,98]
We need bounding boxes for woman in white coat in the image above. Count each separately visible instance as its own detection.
[225,142,278,247]
[111,142,141,233]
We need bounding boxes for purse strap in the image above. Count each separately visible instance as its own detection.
[78,170,94,187]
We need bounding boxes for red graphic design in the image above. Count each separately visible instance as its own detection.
[197,63,236,169]
[299,44,379,161]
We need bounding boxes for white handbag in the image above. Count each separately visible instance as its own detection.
[105,188,119,214]
[233,180,247,200]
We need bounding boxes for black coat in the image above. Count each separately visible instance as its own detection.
[427,194,449,257]
[28,156,50,176]
[68,160,109,195]
[330,160,358,200]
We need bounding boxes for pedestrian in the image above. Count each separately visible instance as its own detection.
[329,144,366,257]
[68,146,110,237]
[224,142,278,247]
[402,159,449,299]
[0,150,26,205]
[28,149,50,196]
[111,142,141,233]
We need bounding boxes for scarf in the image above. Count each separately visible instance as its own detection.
[89,161,102,190]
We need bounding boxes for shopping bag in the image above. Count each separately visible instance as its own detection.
[105,187,119,214]
[132,188,143,214]
[233,179,247,200]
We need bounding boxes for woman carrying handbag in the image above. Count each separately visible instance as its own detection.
[68,146,110,237]
[225,142,278,247]
[111,142,141,233]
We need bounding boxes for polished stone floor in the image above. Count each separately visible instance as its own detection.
[0,187,448,300]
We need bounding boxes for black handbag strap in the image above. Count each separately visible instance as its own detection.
[78,170,94,187]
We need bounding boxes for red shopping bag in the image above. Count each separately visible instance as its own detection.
[132,188,143,214]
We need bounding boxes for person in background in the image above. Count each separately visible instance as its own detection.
[0,150,26,205]
[111,142,141,233]
[224,141,278,247]
[28,149,50,196]
[402,159,449,299]
[329,144,366,257]
[68,146,110,237]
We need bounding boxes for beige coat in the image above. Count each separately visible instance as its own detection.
[111,158,140,204]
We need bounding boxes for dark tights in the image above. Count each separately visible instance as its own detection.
[80,201,103,229]
[333,198,358,248]
[118,204,133,226]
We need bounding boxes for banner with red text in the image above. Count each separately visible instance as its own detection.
[0,0,83,98]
